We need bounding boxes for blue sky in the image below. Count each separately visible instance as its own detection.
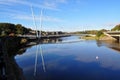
[0,0,120,32]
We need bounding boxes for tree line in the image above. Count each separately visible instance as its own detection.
[0,23,31,36]
[1,22,120,37]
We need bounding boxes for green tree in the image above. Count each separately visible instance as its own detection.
[111,24,120,31]
[15,24,23,34]
[22,27,29,34]
[0,23,30,36]
[0,23,16,36]
[96,31,104,38]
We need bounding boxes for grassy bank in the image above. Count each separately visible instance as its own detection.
[83,36,96,40]
[82,35,116,41]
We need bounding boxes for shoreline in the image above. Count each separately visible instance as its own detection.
[82,35,117,41]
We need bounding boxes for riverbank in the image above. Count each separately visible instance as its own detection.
[98,35,116,41]
[82,36,96,40]
[0,34,71,47]
[82,35,116,41]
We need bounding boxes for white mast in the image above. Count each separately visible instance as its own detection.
[31,5,38,38]
[31,5,39,76]
[39,8,43,38]
[34,45,39,76]
[33,8,46,77]
[40,45,46,72]
[40,8,46,72]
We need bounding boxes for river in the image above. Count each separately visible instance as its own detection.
[15,36,120,80]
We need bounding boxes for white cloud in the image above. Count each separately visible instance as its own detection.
[0,8,27,14]
[55,0,67,3]
[13,15,32,20]
[12,14,63,23]
[44,1,56,8]
[0,0,62,11]
[43,0,67,4]
[43,0,67,10]
[0,0,65,21]
[43,16,63,22]
[104,23,119,27]
[0,1,13,5]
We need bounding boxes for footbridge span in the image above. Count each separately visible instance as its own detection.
[104,31,120,42]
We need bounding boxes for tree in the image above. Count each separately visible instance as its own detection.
[0,23,30,36]
[96,31,104,38]
[0,23,16,36]
[15,24,23,34]
[111,24,120,31]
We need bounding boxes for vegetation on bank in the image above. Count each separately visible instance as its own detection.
[81,24,120,40]
[0,23,66,37]
[111,24,120,31]
[83,35,96,40]
[72,30,98,35]
[95,30,105,40]
[82,29,106,40]
[1,22,120,40]
[0,23,31,36]
[95,24,120,40]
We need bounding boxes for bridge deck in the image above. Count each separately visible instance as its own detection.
[106,31,120,34]
[105,31,120,42]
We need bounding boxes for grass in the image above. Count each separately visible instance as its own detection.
[83,36,96,40]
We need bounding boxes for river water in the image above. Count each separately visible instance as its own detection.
[15,36,120,80]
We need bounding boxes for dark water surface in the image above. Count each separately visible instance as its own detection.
[15,36,120,80]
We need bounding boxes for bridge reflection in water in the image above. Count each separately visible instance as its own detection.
[0,36,68,80]
[2,36,120,80]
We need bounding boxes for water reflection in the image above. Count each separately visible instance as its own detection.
[96,40,120,52]
[0,37,27,80]
[3,36,120,80]
[39,45,46,72]
[95,40,120,70]
[34,45,46,76]
[39,36,84,44]
[40,38,62,44]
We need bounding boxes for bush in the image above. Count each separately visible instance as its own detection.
[96,31,104,38]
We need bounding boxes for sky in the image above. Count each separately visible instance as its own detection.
[0,0,120,32]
